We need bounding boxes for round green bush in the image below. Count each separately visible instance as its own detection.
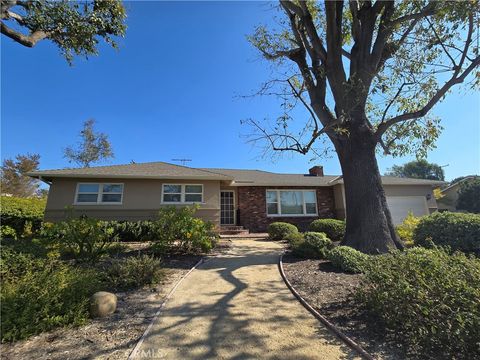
[413,211,480,253]
[309,219,345,242]
[291,232,333,259]
[327,245,368,273]
[356,247,480,358]
[267,222,298,240]
[1,225,17,240]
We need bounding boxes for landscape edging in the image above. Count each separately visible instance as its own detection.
[128,256,207,359]
[278,252,375,360]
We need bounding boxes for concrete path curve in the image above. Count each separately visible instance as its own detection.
[132,239,359,360]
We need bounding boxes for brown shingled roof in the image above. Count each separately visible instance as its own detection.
[28,162,232,181]
[28,162,445,187]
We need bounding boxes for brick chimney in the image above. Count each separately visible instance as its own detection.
[309,165,324,177]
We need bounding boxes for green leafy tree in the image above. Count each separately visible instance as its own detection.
[245,1,480,253]
[64,119,114,168]
[1,153,40,197]
[457,178,480,213]
[386,159,445,181]
[1,0,126,63]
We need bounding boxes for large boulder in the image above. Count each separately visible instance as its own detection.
[89,291,117,318]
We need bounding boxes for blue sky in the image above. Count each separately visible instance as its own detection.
[1,1,479,181]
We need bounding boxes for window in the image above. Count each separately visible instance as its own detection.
[162,184,203,203]
[75,183,123,204]
[266,190,317,216]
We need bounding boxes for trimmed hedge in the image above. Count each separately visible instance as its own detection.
[413,211,480,253]
[0,196,46,238]
[327,246,368,273]
[291,232,333,259]
[268,222,298,240]
[309,219,345,242]
[356,247,480,358]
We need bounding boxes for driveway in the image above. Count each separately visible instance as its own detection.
[132,239,359,359]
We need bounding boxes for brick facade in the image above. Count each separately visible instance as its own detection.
[237,186,336,232]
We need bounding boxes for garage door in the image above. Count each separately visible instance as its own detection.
[386,196,429,225]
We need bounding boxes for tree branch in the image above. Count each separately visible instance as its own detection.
[0,21,49,47]
[375,54,480,139]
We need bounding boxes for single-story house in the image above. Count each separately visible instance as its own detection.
[29,161,444,232]
[437,176,478,212]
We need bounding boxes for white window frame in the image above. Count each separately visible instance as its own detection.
[74,183,124,205]
[266,189,318,217]
[161,184,204,204]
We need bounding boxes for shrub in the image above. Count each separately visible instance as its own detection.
[1,225,17,240]
[309,219,345,242]
[105,220,156,242]
[356,247,480,358]
[44,217,118,262]
[395,211,421,247]
[457,177,480,213]
[268,222,299,240]
[1,250,103,342]
[413,211,480,253]
[327,246,369,273]
[0,196,46,238]
[154,206,217,254]
[291,232,333,259]
[103,255,163,291]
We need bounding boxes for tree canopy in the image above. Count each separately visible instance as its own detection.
[64,119,114,168]
[1,153,40,197]
[457,177,480,213]
[1,0,126,63]
[246,1,479,159]
[386,159,445,180]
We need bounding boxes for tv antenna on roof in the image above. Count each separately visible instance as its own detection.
[172,158,192,166]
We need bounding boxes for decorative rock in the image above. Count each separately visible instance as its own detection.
[89,291,117,318]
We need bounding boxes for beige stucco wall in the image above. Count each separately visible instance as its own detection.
[44,178,221,226]
[333,184,438,220]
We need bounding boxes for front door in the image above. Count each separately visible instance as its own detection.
[220,191,235,225]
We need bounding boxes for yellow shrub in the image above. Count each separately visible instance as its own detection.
[396,211,421,247]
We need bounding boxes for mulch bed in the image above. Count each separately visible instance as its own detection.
[282,254,404,360]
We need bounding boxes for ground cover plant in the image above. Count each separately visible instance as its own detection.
[356,247,480,358]
[327,246,369,273]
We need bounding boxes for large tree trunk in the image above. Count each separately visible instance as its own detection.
[334,129,404,254]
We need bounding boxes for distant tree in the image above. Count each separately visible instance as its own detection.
[1,153,40,197]
[64,119,114,168]
[457,178,480,213]
[1,0,126,64]
[386,160,445,181]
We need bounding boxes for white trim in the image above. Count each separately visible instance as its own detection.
[74,182,124,205]
[220,190,236,225]
[161,184,204,204]
[266,189,318,217]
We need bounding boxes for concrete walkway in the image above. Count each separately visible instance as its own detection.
[133,239,359,360]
